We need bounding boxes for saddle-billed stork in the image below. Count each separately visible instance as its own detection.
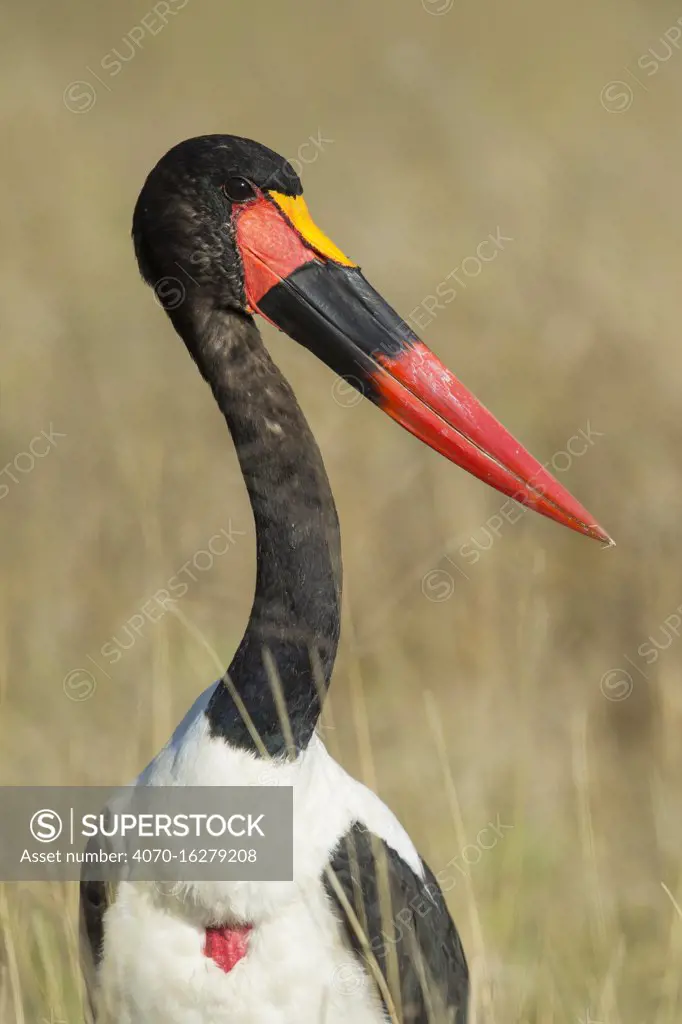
[79,135,609,1024]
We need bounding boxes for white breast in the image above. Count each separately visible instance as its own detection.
[94,683,423,1023]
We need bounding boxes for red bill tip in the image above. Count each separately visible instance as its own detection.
[372,342,612,545]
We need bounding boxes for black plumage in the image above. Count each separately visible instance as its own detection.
[326,823,469,1023]
[133,137,343,756]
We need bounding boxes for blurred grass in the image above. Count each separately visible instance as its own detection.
[2,0,682,1019]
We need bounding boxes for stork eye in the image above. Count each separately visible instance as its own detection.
[223,177,256,202]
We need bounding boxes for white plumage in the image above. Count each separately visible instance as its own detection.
[92,684,422,1024]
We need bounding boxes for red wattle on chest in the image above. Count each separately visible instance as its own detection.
[204,925,253,973]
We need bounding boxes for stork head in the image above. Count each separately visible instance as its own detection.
[133,134,611,544]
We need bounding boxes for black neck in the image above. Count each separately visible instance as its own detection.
[173,305,342,756]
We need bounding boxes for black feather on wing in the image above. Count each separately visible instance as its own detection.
[324,822,468,1024]
[79,831,113,1024]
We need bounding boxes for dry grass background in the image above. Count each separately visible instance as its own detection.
[1,0,682,1020]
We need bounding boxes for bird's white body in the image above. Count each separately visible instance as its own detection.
[93,683,422,1023]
